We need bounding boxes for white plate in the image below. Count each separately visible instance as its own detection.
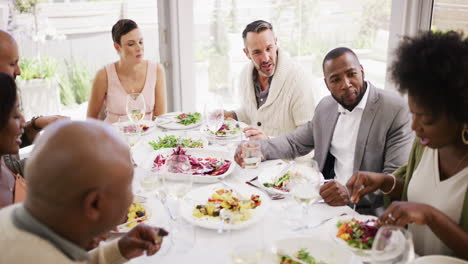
[155,112,203,130]
[200,120,246,140]
[113,120,156,136]
[413,255,468,264]
[112,201,151,233]
[327,214,378,259]
[139,148,236,183]
[180,183,270,230]
[265,237,362,264]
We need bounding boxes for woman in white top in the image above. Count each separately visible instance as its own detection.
[87,19,167,123]
[346,31,468,259]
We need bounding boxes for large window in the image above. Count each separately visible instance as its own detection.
[193,0,392,112]
[8,0,159,120]
[431,0,468,32]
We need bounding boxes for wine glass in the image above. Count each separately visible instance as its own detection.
[126,93,146,126]
[241,141,262,169]
[204,103,224,135]
[289,171,321,230]
[371,225,416,264]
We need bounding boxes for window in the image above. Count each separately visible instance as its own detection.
[9,0,159,120]
[431,0,468,32]
[192,0,392,112]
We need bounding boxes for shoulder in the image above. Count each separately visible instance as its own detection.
[315,95,336,111]
[154,62,165,74]
[95,67,108,82]
[369,84,407,115]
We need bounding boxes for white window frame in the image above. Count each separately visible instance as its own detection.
[161,0,436,104]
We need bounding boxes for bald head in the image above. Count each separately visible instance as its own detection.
[0,30,20,78]
[25,120,133,208]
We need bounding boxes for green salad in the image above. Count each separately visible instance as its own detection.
[280,248,327,264]
[176,112,201,126]
[148,135,204,150]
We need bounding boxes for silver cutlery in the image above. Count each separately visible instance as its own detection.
[244,180,285,200]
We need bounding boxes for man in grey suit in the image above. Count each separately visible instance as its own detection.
[236,47,413,215]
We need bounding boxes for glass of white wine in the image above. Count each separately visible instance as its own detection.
[289,172,321,230]
[204,103,224,144]
[126,92,146,128]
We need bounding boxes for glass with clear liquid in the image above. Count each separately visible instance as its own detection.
[242,141,262,169]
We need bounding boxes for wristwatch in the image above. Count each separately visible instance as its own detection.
[31,116,43,131]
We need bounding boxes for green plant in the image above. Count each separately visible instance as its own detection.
[13,0,40,14]
[57,71,76,106]
[18,56,57,80]
[64,60,93,104]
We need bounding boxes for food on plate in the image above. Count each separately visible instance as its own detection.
[192,188,261,222]
[279,248,328,264]
[209,121,241,136]
[152,146,231,176]
[263,171,293,192]
[115,202,149,232]
[336,218,379,250]
[148,135,204,150]
[122,123,151,133]
[176,112,201,126]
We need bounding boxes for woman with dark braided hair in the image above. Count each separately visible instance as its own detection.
[0,72,26,208]
[346,31,468,258]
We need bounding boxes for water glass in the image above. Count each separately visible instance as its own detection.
[139,167,161,193]
[204,103,224,133]
[163,155,193,200]
[289,171,321,230]
[242,141,262,169]
[126,93,146,124]
[371,225,415,264]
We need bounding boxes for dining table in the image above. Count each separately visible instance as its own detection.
[108,118,364,264]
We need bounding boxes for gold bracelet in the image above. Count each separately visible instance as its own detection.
[382,173,396,195]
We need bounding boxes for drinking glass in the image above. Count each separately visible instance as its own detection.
[126,93,146,125]
[230,226,265,264]
[241,141,262,169]
[163,155,193,200]
[139,167,161,193]
[204,103,224,134]
[289,171,321,230]
[371,226,416,264]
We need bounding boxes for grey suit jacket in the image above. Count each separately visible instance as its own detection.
[261,83,414,214]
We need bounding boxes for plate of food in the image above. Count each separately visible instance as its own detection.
[140,146,235,183]
[113,120,156,136]
[155,112,202,130]
[113,201,151,233]
[200,119,244,140]
[327,214,379,259]
[147,134,207,150]
[180,183,270,230]
[265,237,361,264]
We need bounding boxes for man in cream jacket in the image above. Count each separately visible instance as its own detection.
[224,20,315,137]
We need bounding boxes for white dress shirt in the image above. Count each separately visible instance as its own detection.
[329,83,370,185]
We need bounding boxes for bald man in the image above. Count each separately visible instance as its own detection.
[0,120,168,263]
[0,29,67,175]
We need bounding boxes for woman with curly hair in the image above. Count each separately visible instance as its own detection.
[346,31,468,258]
[0,72,26,208]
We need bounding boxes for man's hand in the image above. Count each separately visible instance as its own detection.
[319,180,349,206]
[118,224,169,260]
[233,141,264,168]
[35,115,69,129]
[346,171,387,203]
[379,201,434,227]
[243,126,268,140]
[223,110,237,120]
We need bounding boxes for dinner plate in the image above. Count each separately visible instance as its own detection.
[113,200,151,233]
[265,237,362,264]
[327,214,378,260]
[113,120,156,136]
[139,147,236,183]
[179,183,270,230]
[155,112,203,130]
[258,162,323,195]
[413,255,468,264]
[200,120,246,140]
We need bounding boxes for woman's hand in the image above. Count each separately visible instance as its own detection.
[379,201,434,227]
[346,171,387,203]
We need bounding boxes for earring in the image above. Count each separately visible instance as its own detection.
[463,123,468,145]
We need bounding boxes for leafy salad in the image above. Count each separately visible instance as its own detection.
[210,121,241,136]
[152,146,231,176]
[263,171,292,192]
[176,112,201,126]
[279,248,327,264]
[193,188,261,223]
[336,218,379,250]
[148,135,204,150]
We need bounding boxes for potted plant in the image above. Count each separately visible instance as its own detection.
[16,56,61,120]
